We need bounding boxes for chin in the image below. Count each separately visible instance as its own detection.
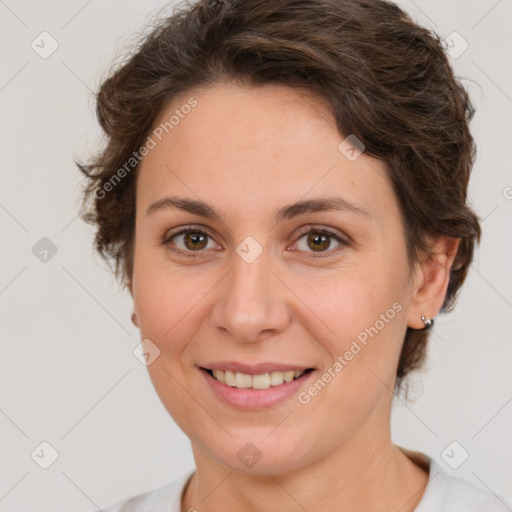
[192,429,315,476]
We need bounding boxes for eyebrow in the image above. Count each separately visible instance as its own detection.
[145,195,371,221]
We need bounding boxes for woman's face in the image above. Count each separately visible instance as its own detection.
[131,82,423,474]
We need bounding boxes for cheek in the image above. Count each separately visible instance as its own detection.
[132,250,196,354]
[131,254,205,427]
[296,275,407,441]
[302,254,409,393]
[302,259,407,342]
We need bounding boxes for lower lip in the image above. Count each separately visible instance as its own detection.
[201,369,315,410]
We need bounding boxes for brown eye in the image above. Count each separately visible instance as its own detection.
[292,227,349,257]
[163,227,219,256]
[183,232,208,250]
[306,233,331,252]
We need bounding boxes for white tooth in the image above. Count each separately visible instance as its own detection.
[270,371,284,386]
[252,373,271,389]
[217,369,304,388]
[283,371,295,383]
[235,372,252,388]
[225,370,236,387]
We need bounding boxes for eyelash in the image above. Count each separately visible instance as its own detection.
[161,224,350,259]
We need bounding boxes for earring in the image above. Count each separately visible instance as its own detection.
[421,313,434,329]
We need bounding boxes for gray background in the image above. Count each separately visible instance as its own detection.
[0,0,511,510]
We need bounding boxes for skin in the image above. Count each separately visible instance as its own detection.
[129,82,459,511]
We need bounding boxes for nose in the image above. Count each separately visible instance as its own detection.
[210,247,291,343]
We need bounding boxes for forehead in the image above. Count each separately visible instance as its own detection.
[136,82,395,222]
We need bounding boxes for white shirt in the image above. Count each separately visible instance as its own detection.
[98,450,512,511]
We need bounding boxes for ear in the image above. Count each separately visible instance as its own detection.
[407,235,460,329]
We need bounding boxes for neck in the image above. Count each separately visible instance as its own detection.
[182,424,429,512]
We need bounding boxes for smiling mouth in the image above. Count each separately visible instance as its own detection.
[202,368,314,390]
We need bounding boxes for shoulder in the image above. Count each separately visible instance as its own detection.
[415,457,512,512]
[94,471,194,512]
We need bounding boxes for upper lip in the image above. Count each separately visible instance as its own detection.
[200,361,313,375]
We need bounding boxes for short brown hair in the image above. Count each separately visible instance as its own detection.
[77,0,481,388]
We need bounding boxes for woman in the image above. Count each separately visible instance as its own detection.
[78,0,511,510]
